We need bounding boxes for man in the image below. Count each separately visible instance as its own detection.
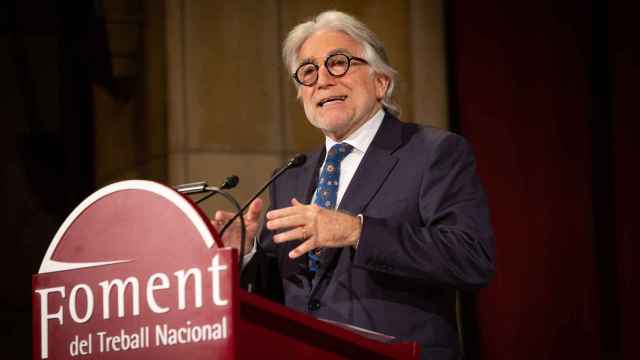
[212,10,495,360]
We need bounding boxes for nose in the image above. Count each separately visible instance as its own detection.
[315,64,335,88]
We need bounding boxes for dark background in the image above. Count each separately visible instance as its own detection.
[448,2,638,359]
[1,1,637,359]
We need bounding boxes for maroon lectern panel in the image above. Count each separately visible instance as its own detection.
[33,180,235,359]
[32,180,420,359]
[238,290,420,359]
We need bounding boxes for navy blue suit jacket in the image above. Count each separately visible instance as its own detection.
[244,113,496,359]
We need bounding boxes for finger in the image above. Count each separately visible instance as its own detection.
[291,198,305,207]
[267,202,306,220]
[210,219,223,231]
[246,198,263,221]
[289,240,316,259]
[215,210,235,222]
[266,214,307,231]
[273,226,309,243]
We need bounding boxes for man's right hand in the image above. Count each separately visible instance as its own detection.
[210,198,263,254]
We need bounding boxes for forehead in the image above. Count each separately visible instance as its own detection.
[298,30,363,62]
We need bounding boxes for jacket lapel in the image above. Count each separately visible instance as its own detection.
[312,114,404,288]
[297,148,325,204]
[340,113,403,216]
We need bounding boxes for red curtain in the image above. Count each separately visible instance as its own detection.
[448,2,616,359]
[610,2,639,358]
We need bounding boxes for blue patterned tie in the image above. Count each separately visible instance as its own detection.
[308,143,353,274]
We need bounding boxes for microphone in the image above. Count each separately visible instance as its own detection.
[220,175,240,190]
[287,154,307,167]
[174,181,208,195]
[191,176,240,205]
[174,176,241,206]
[173,176,246,270]
[220,154,306,270]
[174,175,238,195]
[220,154,307,237]
[220,175,239,190]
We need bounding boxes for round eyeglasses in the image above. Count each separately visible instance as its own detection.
[293,53,368,87]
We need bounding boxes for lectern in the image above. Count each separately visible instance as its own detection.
[32,180,420,359]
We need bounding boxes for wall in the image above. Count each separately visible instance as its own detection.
[163,0,449,215]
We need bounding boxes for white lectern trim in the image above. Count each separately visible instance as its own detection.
[39,180,214,274]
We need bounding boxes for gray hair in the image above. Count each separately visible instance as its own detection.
[283,10,400,116]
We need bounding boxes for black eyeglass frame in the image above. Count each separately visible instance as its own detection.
[292,53,368,86]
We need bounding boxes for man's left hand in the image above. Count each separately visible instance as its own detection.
[266,198,362,259]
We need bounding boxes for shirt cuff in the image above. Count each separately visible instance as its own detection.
[354,214,364,249]
[241,236,258,269]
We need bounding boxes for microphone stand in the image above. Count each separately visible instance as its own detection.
[174,181,246,268]
[219,154,306,237]
[205,187,247,268]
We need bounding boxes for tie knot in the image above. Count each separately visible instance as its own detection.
[327,143,353,164]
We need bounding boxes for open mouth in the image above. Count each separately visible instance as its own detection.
[317,95,347,107]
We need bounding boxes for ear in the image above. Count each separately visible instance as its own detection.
[374,73,390,100]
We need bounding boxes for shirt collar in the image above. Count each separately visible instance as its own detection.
[324,108,385,155]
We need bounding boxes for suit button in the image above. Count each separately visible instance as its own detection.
[308,300,321,312]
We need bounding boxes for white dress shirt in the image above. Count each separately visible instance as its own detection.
[318,108,385,207]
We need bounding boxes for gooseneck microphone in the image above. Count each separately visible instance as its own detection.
[192,175,239,204]
[173,175,239,197]
[174,181,208,195]
[173,176,245,268]
[219,154,307,237]
[220,175,239,190]
[219,154,305,267]
[173,154,305,269]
